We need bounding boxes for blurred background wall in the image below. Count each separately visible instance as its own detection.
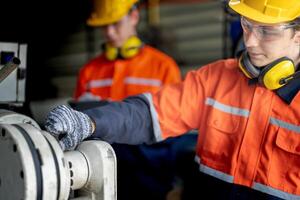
[0,0,240,124]
[44,0,227,98]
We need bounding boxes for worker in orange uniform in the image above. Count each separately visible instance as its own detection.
[72,0,186,199]
[45,0,300,199]
[74,0,181,101]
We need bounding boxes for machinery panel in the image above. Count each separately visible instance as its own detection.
[0,42,27,103]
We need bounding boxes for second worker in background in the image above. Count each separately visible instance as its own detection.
[74,0,181,101]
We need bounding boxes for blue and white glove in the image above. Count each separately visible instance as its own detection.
[44,105,94,150]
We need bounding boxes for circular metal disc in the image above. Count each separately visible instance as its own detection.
[0,125,37,200]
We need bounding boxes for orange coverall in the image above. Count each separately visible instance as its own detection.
[151,58,300,199]
[74,45,181,101]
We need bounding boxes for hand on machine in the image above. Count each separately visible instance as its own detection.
[0,109,117,200]
[45,105,95,151]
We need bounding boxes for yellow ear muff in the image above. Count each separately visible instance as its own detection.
[238,51,296,90]
[120,36,142,59]
[105,43,119,61]
[259,58,295,90]
[103,36,143,61]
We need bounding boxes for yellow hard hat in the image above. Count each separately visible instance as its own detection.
[229,0,300,24]
[87,0,138,27]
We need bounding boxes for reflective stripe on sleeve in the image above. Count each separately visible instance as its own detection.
[86,79,113,89]
[142,93,163,142]
[270,117,300,133]
[124,77,162,87]
[205,98,250,117]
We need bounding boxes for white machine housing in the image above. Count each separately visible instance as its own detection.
[0,110,117,200]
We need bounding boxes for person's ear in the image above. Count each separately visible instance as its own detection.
[293,30,300,44]
[129,9,139,27]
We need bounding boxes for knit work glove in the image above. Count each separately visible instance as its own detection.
[44,105,94,150]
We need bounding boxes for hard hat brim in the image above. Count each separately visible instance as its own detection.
[229,1,297,24]
[87,15,123,27]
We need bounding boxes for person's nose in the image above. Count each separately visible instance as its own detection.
[244,30,259,48]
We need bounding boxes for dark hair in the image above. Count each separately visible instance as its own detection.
[292,17,300,31]
[129,3,140,13]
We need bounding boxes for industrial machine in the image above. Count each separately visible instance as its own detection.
[0,110,117,200]
[0,46,117,199]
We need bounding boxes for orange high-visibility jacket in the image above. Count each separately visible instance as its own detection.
[74,45,181,101]
[151,58,300,199]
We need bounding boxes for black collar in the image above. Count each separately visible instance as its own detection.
[247,78,300,104]
[276,78,300,104]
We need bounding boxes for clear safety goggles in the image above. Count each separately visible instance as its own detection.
[240,17,297,41]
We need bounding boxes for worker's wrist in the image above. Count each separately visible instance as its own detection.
[89,117,96,134]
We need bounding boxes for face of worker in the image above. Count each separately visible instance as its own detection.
[242,17,300,67]
[101,9,139,48]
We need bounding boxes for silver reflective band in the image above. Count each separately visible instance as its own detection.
[200,164,234,184]
[194,156,234,183]
[270,117,300,133]
[253,182,300,200]
[124,77,162,87]
[195,155,300,199]
[205,98,250,117]
[87,79,113,89]
[142,93,163,142]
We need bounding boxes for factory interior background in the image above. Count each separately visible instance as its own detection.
[0,0,241,124]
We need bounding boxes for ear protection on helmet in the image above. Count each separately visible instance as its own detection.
[103,36,143,61]
[238,51,296,90]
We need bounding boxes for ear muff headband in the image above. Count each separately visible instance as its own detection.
[238,51,260,78]
[104,36,143,61]
[238,51,295,90]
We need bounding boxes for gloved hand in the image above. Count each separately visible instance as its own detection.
[44,105,94,150]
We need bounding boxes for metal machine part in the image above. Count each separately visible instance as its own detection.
[0,110,117,200]
[0,57,21,83]
[0,109,40,129]
[0,42,27,104]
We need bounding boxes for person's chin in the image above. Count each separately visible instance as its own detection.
[249,57,267,67]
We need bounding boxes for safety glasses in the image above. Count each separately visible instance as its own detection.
[240,17,297,41]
